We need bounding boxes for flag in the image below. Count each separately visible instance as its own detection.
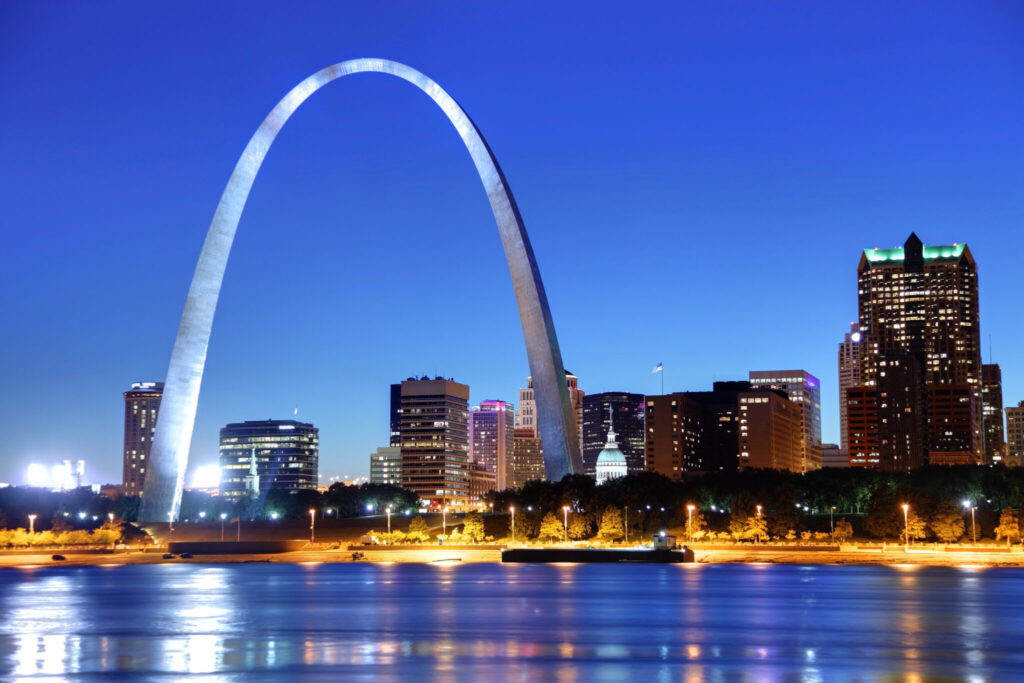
[229,517,240,524]
[652,362,663,374]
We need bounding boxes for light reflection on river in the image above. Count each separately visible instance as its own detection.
[0,562,1021,680]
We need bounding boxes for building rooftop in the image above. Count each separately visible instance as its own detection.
[863,242,966,264]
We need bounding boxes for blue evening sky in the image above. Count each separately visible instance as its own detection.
[2,2,1022,484]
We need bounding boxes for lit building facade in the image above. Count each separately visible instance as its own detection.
[509,427,545,489]
[846,386,879,467]
[582,392,645,476]
[219,419,319,501]
[749,370,822,471]
[123,382,163,497]
[595,411,628,484]
[982,364,1006,464]
[644,393,705,480]
[516,370,583,459]
[1005,402,1024,469]
[468,462,497,508]
[369,446,401,486]
[398,377,470,508]
[837,323,863,457]
[738,390,803,472]
[468,400,515,490]
[857,233,982,467]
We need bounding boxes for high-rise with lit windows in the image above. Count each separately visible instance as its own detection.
[749,370,822,472]
[123,382,163,497]
[509,428,545,489]
[982,364,1006,464]
[516,370,584,460]
[369,446,401,486]
[837,323,863,458]
[1005,402,1024,469]
[468,399,515,491]
[854,233,982,468]
[398,376,470,508]
[582,392,645,475]
[218,419,319,500]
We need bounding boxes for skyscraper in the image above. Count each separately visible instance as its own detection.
[509,428,545,489]
[982,364,1006,464]
[738,389,803,472]
[389,383,402,447]
[398,377,470,508]
[123,382,163,497]
[468,399,515,490]
[581,392,645,475]
[854,233,982,468]
[516,370,584,457]
[1005,402,1024,469]
[219,419,319,500]
[749,370,822,472]
[821,443,847,468]
[837,323,863,457]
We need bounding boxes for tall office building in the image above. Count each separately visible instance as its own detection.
[838,323,863,457]
[846,386,879,467]
[982,364,1006,464]
[468,400,515,491]
[515,370,584,457]
[1005,402,1024,469]
[398,377,470,508]
[581,392,645,475]
[123,382,163,497]
[369,446,401,486]
[854,233,982,468]
[389,383,402,447]
[645,382,803,479]
[749,370,822,471]
[219,419,319,501]
[821,443,846,468]
[509,428,545,489]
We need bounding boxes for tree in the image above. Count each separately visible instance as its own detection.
[834,518,853,543]
[681,508,707,540]
[902,510,927,545]
[744,515,768,543]
[462,512,485,544]
[995,508,1020,546]
[406,516,430,543]
[865,486,903,540]
[537,513,564,543]
[568,513,592,541]
[596,507,624,543]
[928,498,966,543]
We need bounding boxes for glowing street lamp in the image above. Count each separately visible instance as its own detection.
[27,514,37,535]
[687,505,695,542]
[270,512,279,521]
[830,506,836,540]
[443,507,449,536]
[756,505,762,517]
[309,508,316,543]
[107,512,114,522]
[962,500,977,544]
[220,513,227,541]
[562,506,570,543]
[386,506,392,534]
[198,511,206,520]
[902,504,910,551]
[509,506,516,545]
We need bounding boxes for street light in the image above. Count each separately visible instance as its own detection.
[624,506,629,544]
[168,511,174,537]
[443,507,449,536]
[198,511,206,520]
[386,506,392,534]
[220,513,227,542]
[509,506,516,545]
[687,505,695,542]
[830,506,836,540]
[107,512,114,522]
[902,503,910,551]
[562,506,570,543]
[755,505,762,545]
[309,508,316,543]
[756,505,762,517]
[27,514,37,535]
[962,500,977,544]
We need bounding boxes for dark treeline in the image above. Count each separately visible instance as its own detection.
[0,482,420,528]
[484,466,1024,541]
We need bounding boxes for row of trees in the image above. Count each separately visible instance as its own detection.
[0,518,123,548]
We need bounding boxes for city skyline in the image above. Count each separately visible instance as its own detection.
[3,3,1024,484]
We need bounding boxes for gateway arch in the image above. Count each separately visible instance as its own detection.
[140,59,582,521]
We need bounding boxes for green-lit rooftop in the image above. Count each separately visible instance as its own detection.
[863,242,966,264]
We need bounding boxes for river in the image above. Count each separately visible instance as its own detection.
[0,562,1020,680]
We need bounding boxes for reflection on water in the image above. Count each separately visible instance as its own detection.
[0,563,1022,679]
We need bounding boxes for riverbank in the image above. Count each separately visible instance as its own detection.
[3,544,1024,569]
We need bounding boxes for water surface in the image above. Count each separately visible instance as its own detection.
[0,562,1020,680]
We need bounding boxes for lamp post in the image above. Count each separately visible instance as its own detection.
[309,508,316,543]
[443,507,448,536]
[509,506,515,545]
[902,504,909,551]
[962,500,977,544]
[687,505,695,543]
[624,506,629,544]
[562,506,570,543]
[220,513,227,542]
[386,506,392,534]
[28,514,36,535]
[168,512,174,537]
[755,505,762,544]
[830,506,835,540]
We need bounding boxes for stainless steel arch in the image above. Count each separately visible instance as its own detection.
[140,58,582,521]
